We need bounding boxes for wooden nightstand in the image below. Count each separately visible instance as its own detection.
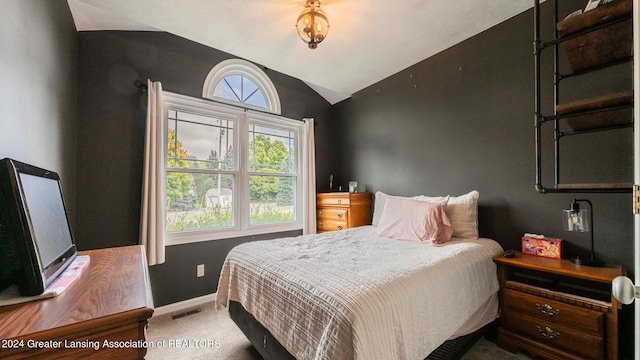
[316,192,371,233]
[493,251,625,360]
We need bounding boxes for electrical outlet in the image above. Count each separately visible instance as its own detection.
[197,264,205,277]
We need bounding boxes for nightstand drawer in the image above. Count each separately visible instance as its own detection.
[503,312,604,359]
[503,288,604,334]
[317,208,347,221]
[317,219,347,232]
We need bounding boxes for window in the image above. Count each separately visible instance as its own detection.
[166,107,236,233]
[163,93,303,245]
[202,59,281,114]
[213,75,267,109]
[248,120,298,225]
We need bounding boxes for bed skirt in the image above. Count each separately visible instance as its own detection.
[229,300,499,360]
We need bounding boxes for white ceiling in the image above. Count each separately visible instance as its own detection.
[67,0,534,104]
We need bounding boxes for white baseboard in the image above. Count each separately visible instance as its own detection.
[152,293,217,317]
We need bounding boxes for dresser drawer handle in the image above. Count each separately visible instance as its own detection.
[337,213,344,219]
[337,225,343,230]
[536,325,560,340]
[535,303,559,317]
[338,199,342,204]
[318,222,322,229]
[318,211,322,216]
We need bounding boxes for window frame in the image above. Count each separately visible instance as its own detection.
[202,59,282,115]
[162,91,303,246]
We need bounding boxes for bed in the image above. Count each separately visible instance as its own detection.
[216,191,504,360]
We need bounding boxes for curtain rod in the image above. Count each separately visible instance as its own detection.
[133,79,316,126]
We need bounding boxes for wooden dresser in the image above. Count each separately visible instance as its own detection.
[316,192,371,233]
[0,245,154,359]
[493,251,624,360]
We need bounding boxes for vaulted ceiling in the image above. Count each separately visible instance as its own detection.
[68,0,534,104]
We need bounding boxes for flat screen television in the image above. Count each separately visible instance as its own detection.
[0,158,77,296]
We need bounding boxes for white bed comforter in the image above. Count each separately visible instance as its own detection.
[216,226,503,360]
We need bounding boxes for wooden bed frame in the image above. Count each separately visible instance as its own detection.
[229,300,497,360]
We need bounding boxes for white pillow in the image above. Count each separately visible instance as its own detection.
[375,196,453,244]
[373,190,480,239]
[446,190,479,239]
[372,191,449,226]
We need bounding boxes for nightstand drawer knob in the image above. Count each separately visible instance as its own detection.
[535,303,559,317]
[337,212,343,219]
[337,225,343,230]
[536,325,560,340]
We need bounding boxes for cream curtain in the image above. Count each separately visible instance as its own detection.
[303,118,317,234]
[140,80,165,265]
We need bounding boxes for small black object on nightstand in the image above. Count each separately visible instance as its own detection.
[504,250,515,258]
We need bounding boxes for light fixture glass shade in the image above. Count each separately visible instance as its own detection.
[296,1,329,49]
[563,208,589,232]
[563,199,602,266]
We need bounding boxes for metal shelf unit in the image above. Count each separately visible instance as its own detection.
[533,0,633,193]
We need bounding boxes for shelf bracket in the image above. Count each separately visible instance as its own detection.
[633,185,640,214]
[533,39,542,55]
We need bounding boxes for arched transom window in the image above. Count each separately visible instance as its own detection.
[202,59,281,114]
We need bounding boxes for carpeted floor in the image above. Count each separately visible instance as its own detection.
[145,302,533,360]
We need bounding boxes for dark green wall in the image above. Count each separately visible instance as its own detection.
[0,0,78,221]
[3,1,634,354]
[333,1,633,270]
[331,2,633,355]
[76,31,334,306]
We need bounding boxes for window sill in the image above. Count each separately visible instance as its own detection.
[165,222,303,246]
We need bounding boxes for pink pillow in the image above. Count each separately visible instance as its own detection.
[375,196,453,244]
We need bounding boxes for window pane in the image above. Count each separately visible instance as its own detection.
[244,89,267,108]
[212,75,268,109]
[168,110,234,170]
[166,173,235,232]
[168,118,177,166]
[242,77,259,101]
[249,175,296,225]
[248,124,296,173]
[213,81,237,101]
[242,77,267,108]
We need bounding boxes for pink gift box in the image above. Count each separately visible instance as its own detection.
[522,236,563,260]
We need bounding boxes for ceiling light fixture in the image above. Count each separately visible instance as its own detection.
[296,0,329,49]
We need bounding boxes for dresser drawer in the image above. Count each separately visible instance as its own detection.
[317,195,350,207]
[503,312,604,359]
[317,208,347,221]
[502,288,604,334]
[317,219,348,232]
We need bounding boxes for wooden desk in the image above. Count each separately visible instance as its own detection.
[0,245,154,359]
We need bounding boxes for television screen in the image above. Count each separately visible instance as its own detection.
[19,173,75,269]
[0,158,77,296]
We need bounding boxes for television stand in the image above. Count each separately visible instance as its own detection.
[0,245,154,359]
